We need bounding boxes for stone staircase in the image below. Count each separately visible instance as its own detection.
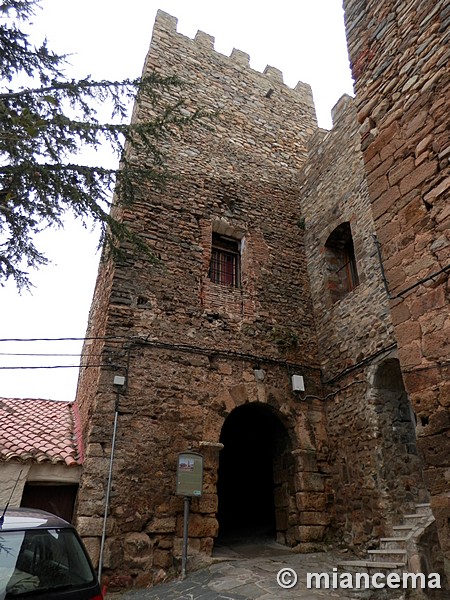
[336,503,435,597]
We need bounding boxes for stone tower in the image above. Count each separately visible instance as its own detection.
[73,2,447,589]
[74,10,328,587]
[299,95,428,545]
[343,0,450,576]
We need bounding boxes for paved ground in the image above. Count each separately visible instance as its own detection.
[106,538,406,599]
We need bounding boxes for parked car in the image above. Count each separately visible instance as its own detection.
[0,507,104,600]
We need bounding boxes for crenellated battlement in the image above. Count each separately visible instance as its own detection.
[330,94,354,125]
[194,30,214,48]
[138,9,318,181]
[306,94,356,158]
[230,48,250,67]
[152,10,312,99]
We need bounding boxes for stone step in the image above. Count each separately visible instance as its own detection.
[367,549,408,562]
[379,536,408,550]
[335,563,408,597]
[392,524,414,536]
[337,560,406,577]
[338,560,406,569]
[337,502,435,587]
[403,513,425,520]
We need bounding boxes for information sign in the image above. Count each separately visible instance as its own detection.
[176,452,203,497]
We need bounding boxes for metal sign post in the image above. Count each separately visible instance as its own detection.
[181,496,190,579]
[176,451,203,579]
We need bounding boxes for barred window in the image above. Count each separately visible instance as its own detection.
[209,233,241,287]
[325,222,359,303]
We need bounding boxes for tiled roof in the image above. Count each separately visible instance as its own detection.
[0,398,83,466]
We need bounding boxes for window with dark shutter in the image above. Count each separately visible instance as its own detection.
[324,222,359,303]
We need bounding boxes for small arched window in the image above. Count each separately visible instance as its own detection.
[324,222,359,303]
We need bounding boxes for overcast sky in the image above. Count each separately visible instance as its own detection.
[0,0,354,401]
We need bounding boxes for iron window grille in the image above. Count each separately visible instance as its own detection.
[209,233,241,287]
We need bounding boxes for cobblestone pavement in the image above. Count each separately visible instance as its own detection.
[106,539,406,600]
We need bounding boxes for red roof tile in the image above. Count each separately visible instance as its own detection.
[0,398,82,466]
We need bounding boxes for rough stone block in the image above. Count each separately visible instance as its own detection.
[423,408,450,437]
[421,328,450,361]
[82,537,100,568]
[297,525,326,543]
[390,300,411,325]
[299,511,331,526]
[395,320,422,346]
[147,517,176,534]
[296,492,327,512]
[102,536,125,571]
[198,494,218,514]
[182,514,218,538]
[419,432,450,466]
[152,549,172,569]
[123,532,152,567]
[399,159,438,196]
[398,341,423,367]
[411,388,440,415]
[76,516,104,537]
[388,156,415,187]
[295,472,325,492]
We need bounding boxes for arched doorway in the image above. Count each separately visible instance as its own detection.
[216,403,292,543]
[372,358,428,508]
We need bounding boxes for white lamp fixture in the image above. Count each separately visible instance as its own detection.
[291,374,305,392]
[254,368,266,382]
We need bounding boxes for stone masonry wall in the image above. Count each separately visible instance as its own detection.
[326,354,429,549]
[74,11,329,588]
[325,366,386,548]
[343,0,450,576]
[73,2,450,587]
[300,95,395,379]
[299,95,427,549]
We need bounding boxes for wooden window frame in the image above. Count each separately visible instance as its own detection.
[208,233,241,288]
[325,222,359,303]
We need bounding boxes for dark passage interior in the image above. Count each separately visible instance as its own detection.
[216,403,288,542]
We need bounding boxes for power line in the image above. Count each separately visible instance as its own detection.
[0,336,128,342]
[0,364,110,370]
[0,352,103,357]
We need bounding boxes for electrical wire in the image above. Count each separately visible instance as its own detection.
[302,379,367,402]
[0,336,128,342]
[0,336,124,370]
[0,352,103,357]
[323,343,397,384]
[0,364,111,370]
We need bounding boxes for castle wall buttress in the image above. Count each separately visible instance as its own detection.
[343,0,450,576]
[299,95,427,549]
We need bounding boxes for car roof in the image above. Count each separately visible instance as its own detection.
[0,507,72,531]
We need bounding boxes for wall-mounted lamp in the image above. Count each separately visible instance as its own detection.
[113,375,126,387]
[254,368,266,382]
[291,374,305,392]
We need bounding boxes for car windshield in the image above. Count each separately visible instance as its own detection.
[0,528,95,599]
